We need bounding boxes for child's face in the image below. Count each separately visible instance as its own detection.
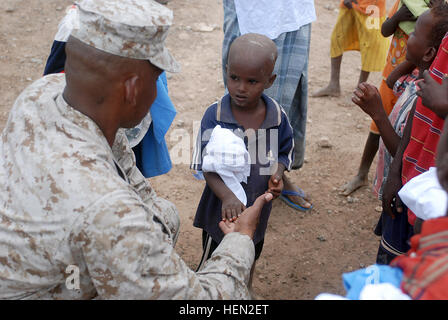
[226,56,274,109]
[406,10,434,67]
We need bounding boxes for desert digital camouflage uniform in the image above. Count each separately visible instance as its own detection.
[0,74,255,300]
[0,0,255,300]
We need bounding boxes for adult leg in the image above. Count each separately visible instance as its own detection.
[222,0,241,86]
[264,25,313,210]
[311,55,342,97]
[339,132,379,196]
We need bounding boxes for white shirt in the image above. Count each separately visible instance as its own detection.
[234,0,316,39]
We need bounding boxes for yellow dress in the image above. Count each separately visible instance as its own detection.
[330,0,390,72]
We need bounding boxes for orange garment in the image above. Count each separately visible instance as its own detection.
[391,217,448,300]
[370,0,409,134]
[339,0,387,17]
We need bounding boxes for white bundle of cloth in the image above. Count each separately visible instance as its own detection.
[202,125,251,206]
[398,167,448,221]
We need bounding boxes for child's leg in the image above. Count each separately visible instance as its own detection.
[312,7,356,97]
[339,132,380,196]
[312,55,342,97]
[340,79,397,196]
[358,70,370,84]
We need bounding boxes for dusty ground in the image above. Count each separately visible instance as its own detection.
[0,0,394,299]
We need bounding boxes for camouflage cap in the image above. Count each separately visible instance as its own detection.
[72,0,180,73]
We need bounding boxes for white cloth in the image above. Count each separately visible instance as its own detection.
[202,125,251,206]
[398,167,448,221]
[314,293,348,300]
[315,284,411,300]
[359,283,411,300]
[234,0,316,39]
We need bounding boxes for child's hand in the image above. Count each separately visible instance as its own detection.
[267,173,283,199]
[352,82,384,119]
[343,0,357,9]
[221,194,246,222]
[393,4,417,22]
[219,193,273,238]
[417,70,448,119]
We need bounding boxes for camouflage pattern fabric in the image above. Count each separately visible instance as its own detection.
[0,74,254,299]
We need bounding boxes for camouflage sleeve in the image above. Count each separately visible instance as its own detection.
[112,129,179,244]
[70,190,254,299]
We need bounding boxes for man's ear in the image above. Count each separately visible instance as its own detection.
[124,74,139,107]
[265,74,277,89]
[423,46,437,64]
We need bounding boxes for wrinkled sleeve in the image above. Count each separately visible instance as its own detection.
[70,190,254,299]
[112,129,179,243]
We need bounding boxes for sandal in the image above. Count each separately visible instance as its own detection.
[279,187,313,212]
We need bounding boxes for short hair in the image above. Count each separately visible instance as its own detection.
[430,1,448,51]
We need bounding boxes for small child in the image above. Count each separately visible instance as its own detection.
[191,33,294,292]
[340,0,430,196]
[312,0,390,97]
[352,3,448,264]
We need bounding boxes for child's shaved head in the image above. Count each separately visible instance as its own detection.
[227,33,278,77]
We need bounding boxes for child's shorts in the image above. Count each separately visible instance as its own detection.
[330,6,389,72]
[196,231,264,272]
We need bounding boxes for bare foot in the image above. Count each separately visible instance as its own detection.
[312,84,341,97]
[339,175,368,196]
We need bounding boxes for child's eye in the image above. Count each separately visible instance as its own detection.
[230,75,238,81]
[249,79,258,84]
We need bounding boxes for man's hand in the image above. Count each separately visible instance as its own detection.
[352,82,384,120]
[343,0,358,9]
[219,193,273,238]
[417,70,448,119]
[221,194,246,222]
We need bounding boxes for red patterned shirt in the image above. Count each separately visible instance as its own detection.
[401,33,448,225]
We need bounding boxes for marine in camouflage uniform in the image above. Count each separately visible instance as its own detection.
[0,0,257,299]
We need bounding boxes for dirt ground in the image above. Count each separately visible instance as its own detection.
[0,0,395,299]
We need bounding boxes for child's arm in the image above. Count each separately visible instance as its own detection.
[203,172,246,222]
[381,4,416,37]
[267,163,286,199]
[382,99,417,218]
[417,70,448,119]
[343,0,358,9]
[386,60,416,89]
[352,83,401,155]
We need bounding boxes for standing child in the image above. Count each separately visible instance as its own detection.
[312,0,390,97]
[383,3,448,225]
[191,33,294,294]
[353,3,448,264]
[340,0,431,196]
